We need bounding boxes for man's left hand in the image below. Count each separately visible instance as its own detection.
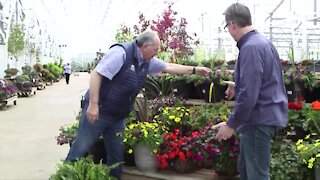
[196,67,212,76]
[212,122,234,141]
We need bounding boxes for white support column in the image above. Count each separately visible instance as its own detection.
[0,0,17,78]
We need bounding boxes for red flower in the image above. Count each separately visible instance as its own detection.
[297,96,304,102]
[186,151,192,158]
[169,151,176,159]
[172,142,178,148]
[179,151,186,161]
[288,102,302,110]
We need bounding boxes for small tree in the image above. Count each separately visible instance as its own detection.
[8,23,26,60]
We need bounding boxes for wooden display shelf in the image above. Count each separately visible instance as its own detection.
[17,87,37,97]
[36,83,46,90]
[122,166,239,180]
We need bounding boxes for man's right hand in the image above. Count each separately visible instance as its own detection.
[86,102,99,124]
[223,81,235,100]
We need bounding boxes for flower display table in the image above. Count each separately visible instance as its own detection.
[17,87,37,97]
[0,95,18,110]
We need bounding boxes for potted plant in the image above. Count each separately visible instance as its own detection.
[50,156,120,180]
[296,134,320,179]
[156,128,196,173]
[123,120,163,172]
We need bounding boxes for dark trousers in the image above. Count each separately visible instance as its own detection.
[66,103,125,179]
[238,126,276,180]
[65,73,70,84]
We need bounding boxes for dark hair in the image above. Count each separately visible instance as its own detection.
[223,3,252,27]
[135,31,158,47]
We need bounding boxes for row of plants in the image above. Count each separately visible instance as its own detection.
[55,94,320,178]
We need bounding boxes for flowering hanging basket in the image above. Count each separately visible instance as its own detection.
[171,158,196,174]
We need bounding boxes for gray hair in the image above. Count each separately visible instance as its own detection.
[223,3,252,27]
[135,30,158,47]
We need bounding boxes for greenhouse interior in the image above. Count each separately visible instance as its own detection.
[0,0,320,179]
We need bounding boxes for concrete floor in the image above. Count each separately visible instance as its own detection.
[0,72,90,180]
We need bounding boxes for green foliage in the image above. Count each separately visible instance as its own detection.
[14,75,30,83]
[144,75,173,99]
[22,65,32,75]
[33,63,42,72]
[296,134,320,169]
[193,47,206,62]
[270,139,309,180]
[124,121,163,154]
[114,24,134,43]
[47,63,63,78]
[35,47,41,62]
[8,23,26,57]
[4,68,18,76]
[50,156,120,180]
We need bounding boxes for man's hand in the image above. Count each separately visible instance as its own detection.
[86,102,99,124]
[195,67,212,76]
[212,122,234,142]
[223,81,235,100]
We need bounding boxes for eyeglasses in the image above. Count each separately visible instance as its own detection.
[224,22,230,30]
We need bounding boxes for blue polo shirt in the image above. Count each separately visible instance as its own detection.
[226,30,288,133]
[95,46,167,80]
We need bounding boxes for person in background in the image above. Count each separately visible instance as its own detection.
[63,63,71,84]
[212,3,288,180]
[66,30,212,179]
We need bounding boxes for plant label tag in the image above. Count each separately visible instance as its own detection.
[130,65,135,72]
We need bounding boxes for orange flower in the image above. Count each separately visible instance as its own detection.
[311,101,320,110]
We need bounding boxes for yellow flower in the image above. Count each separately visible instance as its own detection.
[296,139,303,145]
[316,154,320,158]
[176,107,181,110]
[128,149,133,154]
[123,138,127,143]
[174,117,181,123]
[305,134,310,140]
[153,149,158,154]
[222,115,227,121]
[308,157,315,169]
[129,124,135,129]
[297,144,304,151]
[169,115,175,120]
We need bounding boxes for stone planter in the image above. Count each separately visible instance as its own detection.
[134,144,157,173]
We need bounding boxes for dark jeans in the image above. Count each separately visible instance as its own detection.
[65,73,70,84]
[238,125,276,180]
[66,104,125,179]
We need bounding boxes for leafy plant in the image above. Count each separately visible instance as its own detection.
[114,24,134,43]
[50,156,120,180]
[56,123,78,145]
[144,75,173,99]
[150,2,199,61]
[123,121,163,155]
[7,23,26,59]
[4,68,18,76]
[296,134,320,169]
[270,139,308,180]
[134,96,152,122]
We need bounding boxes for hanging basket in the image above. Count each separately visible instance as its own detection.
[171,158,197,174]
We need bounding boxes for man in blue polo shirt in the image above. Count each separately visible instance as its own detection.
[66,30,211,179]
[212,3,288,180]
